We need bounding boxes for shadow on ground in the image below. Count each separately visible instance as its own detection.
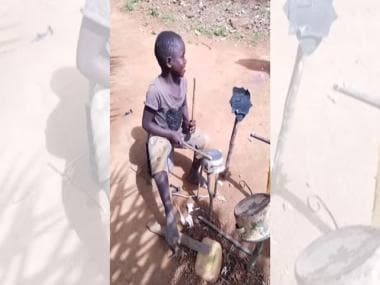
[47,66,109,282]
[236,58,270,74]
[111,126,176,284]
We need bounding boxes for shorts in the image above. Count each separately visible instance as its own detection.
[147,132,208,176]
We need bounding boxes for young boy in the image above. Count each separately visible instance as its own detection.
[142,31,207,251]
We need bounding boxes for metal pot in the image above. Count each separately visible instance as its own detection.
[234,193,270,242]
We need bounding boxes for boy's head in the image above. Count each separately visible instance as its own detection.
[154,31,186,77]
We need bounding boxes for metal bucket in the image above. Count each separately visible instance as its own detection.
[201,149,225,174]
[234,193,270,242]
[295,226,380,285]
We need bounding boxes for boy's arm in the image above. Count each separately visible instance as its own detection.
[181,102,196,134]
[142,106,183,146]
[182,103,190,127]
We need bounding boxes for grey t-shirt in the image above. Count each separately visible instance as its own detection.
[145,76,187,132]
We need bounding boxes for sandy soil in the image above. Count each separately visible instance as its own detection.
[0,1,108,284]
[110,1,269,284]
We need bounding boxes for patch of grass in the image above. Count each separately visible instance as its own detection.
[249,32,263,46]
[194,24,213,37]
[123,0,139,12]
[213,26,228,37]
[149,8,159,17]
[160,14,176,23]
[231,32,244,41]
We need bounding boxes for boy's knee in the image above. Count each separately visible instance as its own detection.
[148,136,173,175]
[149,136,172,153]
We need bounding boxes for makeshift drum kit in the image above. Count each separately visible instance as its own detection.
[148,80,270,280]
[185,145,225,218]
[184,86,255,219]
[183,83,270,270]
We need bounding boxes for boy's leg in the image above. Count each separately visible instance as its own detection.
[148,136,179,250]
[184,132,208,185]
[153,171,178,251]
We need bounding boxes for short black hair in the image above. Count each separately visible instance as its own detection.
[154,31,184,70]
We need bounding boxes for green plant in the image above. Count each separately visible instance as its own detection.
[124,0,139,11]
[213,26,228,37]
[149,8,159,17]
[160,14,176,23]
[194,24,213,37]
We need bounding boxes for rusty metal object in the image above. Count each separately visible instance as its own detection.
[250,132,270,144]
[234,193,270,242]
[199,149,225,218]
[333,83,380,110]
[223,87,252,177]
[201,149,225,173]
[274,1,337,188]
[295,226,380,285]
[198,216,252,256]
[223,117,239,178]
[146,221,211,254]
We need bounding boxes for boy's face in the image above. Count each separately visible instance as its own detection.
[167,41,186,77]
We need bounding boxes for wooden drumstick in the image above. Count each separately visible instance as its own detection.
[191,78,196,121]
[183,141,212,160]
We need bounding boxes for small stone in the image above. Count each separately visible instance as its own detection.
[229,17,251,30]
[195,238,222,282]
[229,19,237,29]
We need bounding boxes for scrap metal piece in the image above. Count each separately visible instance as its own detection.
[198,216,252,256]
[234,193,270,242]
[230,87,252,122]
[284,0,337,55]
[274,1,337,184]
[223,87,252,177]
[333,83,380,110]
[146,221,212,255]
[250,132,270,144]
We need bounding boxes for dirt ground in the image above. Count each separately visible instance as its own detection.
[121,0,270,46]
[110,0,270,284]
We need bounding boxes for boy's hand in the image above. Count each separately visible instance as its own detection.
[183,119,196,135]
[189,120,196,134]
[169,131,184,147]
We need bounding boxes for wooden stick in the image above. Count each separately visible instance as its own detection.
[334,83,380,110]
[250,132,270,145]
[191,78,196,121]
[223,117,239,177]
[273,45,305,180]
[183,141,212,160]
